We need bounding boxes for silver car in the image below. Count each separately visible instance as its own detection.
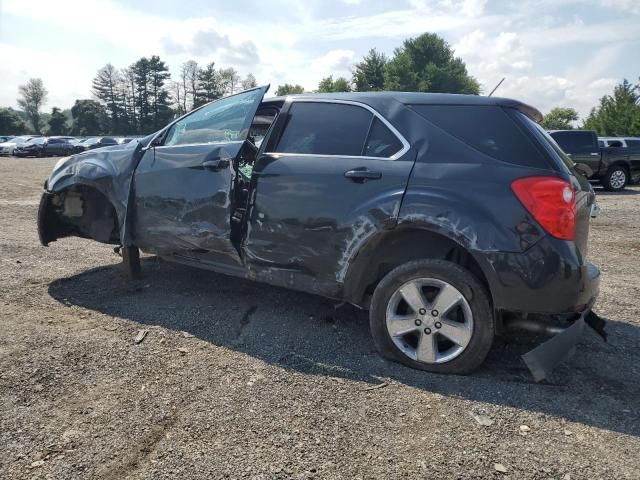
[0,135,39,156]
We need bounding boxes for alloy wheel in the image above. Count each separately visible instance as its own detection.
[610,169,626,190]
[385,278,473,364]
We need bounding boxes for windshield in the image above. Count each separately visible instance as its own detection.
[84,138,100,144]
[6,136,29,144]
[26,137,46,145]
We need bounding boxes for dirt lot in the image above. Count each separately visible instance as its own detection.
[1,156,639,479]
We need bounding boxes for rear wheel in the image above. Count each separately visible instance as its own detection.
[603,165,628,192]
[369,259,493,374]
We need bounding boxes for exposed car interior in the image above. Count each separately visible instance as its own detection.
[230,100,282,243]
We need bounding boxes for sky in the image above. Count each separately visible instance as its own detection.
[0,0,639,119]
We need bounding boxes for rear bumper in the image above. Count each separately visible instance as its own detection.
[482,237,600,315]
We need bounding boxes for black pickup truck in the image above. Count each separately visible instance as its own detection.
[550,130,640,191]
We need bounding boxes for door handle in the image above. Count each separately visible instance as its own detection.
[344,168,382,182]
[202,159,230,170]
[590,152,600,156]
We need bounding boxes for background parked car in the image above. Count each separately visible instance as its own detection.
[0,135,15,143]
[598,137,640,148]
[0,135,42,156]
[14,137,77,158]
[550,130,640,191]
[73,136,118,153]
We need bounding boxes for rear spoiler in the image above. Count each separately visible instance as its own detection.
[496,99,543,123]
[515,103,543,124]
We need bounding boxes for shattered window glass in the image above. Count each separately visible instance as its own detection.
[164,89,263,147]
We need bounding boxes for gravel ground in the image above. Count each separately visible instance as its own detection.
[1,156,639,479]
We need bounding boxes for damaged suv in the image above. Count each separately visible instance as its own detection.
[38,86,603,380]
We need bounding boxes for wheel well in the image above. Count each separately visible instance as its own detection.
[607,162,630,175]
[44,185,120,245]
[344,228,491,307]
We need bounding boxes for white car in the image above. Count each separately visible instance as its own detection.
[0,135,39,156]
[598,137,640,148]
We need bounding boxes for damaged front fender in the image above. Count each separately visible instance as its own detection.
[40,141,145,246]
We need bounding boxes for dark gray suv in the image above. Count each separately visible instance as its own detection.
[37,86,603,379]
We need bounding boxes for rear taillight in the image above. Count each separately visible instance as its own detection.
[511,176,576,240]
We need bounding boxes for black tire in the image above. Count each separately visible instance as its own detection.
[602,165,628,192]
[369,259,494,375]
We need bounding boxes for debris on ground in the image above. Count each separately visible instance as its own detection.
[471,413,494,426]
[134,329,148,344]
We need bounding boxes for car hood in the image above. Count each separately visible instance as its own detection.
[0,142,18,147]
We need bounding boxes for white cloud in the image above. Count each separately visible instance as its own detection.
[1,0,638,122]
[311,50,356,73]
[599,0,640,14]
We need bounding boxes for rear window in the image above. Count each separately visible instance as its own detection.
[410,105,548,167]
[364,117,403,158]
[549,131,595,153]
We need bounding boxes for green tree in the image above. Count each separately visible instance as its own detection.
[583,79,640,136]
[70,99,107,135]
[92,63,122,134]
[384,33,479,94]
[317,75,351,93]
[352,49,387,92]
[47,107,68,135]
[197,62,223,106]
[275,84,305,95]
[128,56,173,133]
[17,78,48,133]
[130,57,152,132]
[0,108,27,134]
[148,56,173,131]
[540,107,579,130]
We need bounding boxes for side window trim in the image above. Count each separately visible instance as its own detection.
[269,99,410,160]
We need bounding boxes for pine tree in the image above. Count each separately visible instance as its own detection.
[92,64,121,134]
[583,79,640,136]
[197,62,223,105]
[352,49,387,92]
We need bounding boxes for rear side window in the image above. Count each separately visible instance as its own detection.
[364,118,403,158]
[626,139,640,147]
[274,102,372,156]
[549,131,595,153]
[410,105,547,167]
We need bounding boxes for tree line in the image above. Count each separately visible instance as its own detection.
[2,31,639,137]
[540,79,640,135]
